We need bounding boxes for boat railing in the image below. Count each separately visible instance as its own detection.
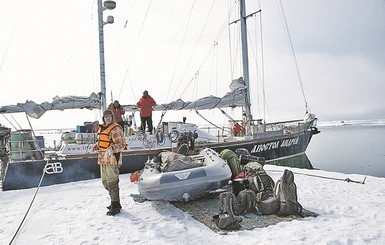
[264,120,312,134]
[197,118,312,138]
[61,132,98,144]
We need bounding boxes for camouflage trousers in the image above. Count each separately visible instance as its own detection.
[100,164,120,203]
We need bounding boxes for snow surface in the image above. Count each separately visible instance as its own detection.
[1,165,384,245]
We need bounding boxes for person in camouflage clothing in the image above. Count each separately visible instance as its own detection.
[93,110,127,216]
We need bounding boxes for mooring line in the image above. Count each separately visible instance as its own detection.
[9,160,49,245]
[267,169,366,185]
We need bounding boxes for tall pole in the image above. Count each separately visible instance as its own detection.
[97,0,107,112]
[240,0,252,134]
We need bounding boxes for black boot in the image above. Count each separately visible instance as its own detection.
[106,202,122,210]
[107,201,122,216]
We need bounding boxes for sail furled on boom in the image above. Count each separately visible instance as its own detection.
[123,78,246,112]
[0,93,101,119]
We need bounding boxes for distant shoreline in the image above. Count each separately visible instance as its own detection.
[317,119,385,127]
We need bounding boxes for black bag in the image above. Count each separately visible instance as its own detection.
[211,192,242,230]
[237,189,256,214]
[244,162,275,203]
[231,178,248,197]
[219,192,241,216]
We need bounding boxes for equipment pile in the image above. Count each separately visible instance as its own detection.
[212,149,304,231]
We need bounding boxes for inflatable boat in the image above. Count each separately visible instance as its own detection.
[137,148,232,201]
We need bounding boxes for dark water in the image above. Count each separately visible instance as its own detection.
[286,123,385,178]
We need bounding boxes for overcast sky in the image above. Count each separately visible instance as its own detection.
[0,0,384,130]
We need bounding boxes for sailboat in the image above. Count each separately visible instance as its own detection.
[119,0,320,161]
[0,0,319,191]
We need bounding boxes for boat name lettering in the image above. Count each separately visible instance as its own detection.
[280,137,299,147]
[44,162,63,174]
[251,141,280,153]
[250,137,299,153]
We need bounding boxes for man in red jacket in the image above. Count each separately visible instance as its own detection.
[136,90,156,134]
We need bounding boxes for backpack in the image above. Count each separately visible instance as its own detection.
[212,192,242,230]
[244,162,275,203]
[257,196,280,215]
[220,149,242,180]
[236,189,256,214]
[219,191,241,216]
[278,199,303,216]
[274,169,303,216]
[212,213,241,231]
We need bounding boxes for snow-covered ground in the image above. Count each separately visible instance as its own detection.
[1,165,384,245]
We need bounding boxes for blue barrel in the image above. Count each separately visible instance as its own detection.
[36,136,45,148]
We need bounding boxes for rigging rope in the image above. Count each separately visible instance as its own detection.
[175,1,237,101]
[257,8,269,122]
[133,0,178,101]
[246,12,272,122]
[209,41,219,96]
[119,0,153,100]
[166,0,197,101]
[195,109,231,133]
[1,115,20,131]
[0,21,15,76]
[171,0,216,100]
[227,0,235,78]
[276,0,310,113]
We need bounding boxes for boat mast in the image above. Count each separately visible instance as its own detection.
[239,0,252,134]
[97,0,116,112]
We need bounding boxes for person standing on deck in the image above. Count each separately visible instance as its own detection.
[93,110,126,216]
[136,90,156,134]
[110,100,126,133]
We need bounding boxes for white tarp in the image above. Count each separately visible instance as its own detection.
[123,79,247,112]
[0,79,246,118]
[0,93,101,119]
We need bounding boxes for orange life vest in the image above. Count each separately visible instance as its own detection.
[97,122,119,150]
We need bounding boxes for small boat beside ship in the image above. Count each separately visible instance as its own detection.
[137,148,232,201]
